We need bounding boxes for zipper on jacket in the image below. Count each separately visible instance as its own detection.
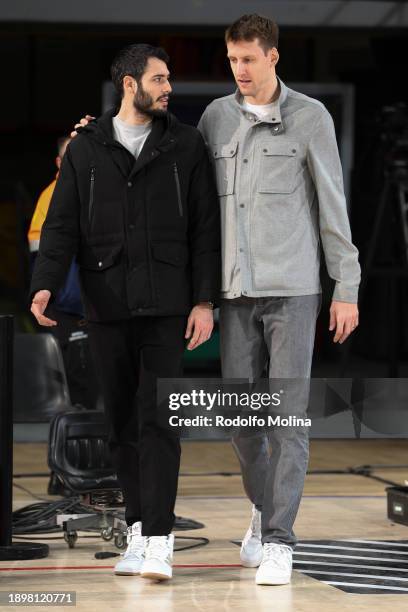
[173,162,183,216]
[88,166,95,224]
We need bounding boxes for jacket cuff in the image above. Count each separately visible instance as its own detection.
[193,289,220,308]
[332,283,359,304]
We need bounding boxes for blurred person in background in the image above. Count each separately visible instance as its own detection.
[28,138,71,254]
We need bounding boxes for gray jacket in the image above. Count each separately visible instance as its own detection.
[198,77,361,303]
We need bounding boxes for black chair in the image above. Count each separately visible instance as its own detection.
[13,332,72,423]
[13,333,125,547]
[48,410,126,549]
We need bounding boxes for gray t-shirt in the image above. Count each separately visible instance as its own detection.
[112,115,152,158]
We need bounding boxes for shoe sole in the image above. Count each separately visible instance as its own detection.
[240,541,263,568]
[256,577,291,585]
[140,572,171,581]
[240,556,263,568]
[114,571,141,576]
[240,551,263,568]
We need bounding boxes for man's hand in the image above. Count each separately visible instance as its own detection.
[185,303,214,350]
[70,115,95,138]
[30,290,57,326]
[329,300,359,344]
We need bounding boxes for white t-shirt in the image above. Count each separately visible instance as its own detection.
[241,100,279,121]
[112,115,152,158]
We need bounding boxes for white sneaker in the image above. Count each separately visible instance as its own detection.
[140,534,174,581]
[114,521,145,575]
[240,505,263,568]
[255,543,293,585]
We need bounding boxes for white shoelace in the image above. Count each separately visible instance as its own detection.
[262,543,292,565]
[145,536,171,561]
[123,527,145,558]
[250,507,261,537]
[242,508,261,551]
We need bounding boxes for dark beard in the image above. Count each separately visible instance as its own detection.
[133,81,168,119]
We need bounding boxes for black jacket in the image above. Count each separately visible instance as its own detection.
[30,109,221,321]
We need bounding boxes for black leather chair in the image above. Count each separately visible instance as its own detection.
[13,333,125,547]
[48,410,126,549]
[13,332,72,423]
[48,410,118,492]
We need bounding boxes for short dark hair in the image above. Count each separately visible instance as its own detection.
[57,136,70,157]
[110,43,170,97]
[225,14,279,54]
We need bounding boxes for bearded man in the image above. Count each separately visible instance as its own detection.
[30,43,220,582]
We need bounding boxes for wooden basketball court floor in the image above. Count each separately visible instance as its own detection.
[2,439,408,611]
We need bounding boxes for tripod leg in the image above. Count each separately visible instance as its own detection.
[397,181,408,266]
[360,178,391,296]
[388,278,399,377]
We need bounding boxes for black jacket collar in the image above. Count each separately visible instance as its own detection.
[81,107,178,146]
[80,107,179,179]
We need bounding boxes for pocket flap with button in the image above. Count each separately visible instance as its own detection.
[210,142,238,196]
[212,142,238,159]
[261,143,297,157]
[152,242,189,266]
[259,140,299,194]
[78,244,123,271]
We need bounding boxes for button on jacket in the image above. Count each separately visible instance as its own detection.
[30,109,221,321]
[198,77,361,303]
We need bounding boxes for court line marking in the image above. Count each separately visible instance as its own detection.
[323,581,408,592]
[176,495,387,499]
[296,544,408,555]
[294,561,408,572]
[343,539,408,547]
[0,564,242,572]
[301,570,408,582]
[295,552,407,562]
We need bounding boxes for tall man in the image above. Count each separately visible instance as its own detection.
[30,44,220,582]
[198,14,360,585]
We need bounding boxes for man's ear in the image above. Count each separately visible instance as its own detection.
[123,75,137,95]
[55,156,61,170]
[271,47,279,67]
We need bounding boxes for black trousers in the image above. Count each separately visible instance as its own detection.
[87,315,187,536]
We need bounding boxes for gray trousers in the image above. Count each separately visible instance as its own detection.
[219,295,321,548]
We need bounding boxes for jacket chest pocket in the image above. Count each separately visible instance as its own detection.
[259,142,298,194]
[78,244,123,271]
[211,142,238,196]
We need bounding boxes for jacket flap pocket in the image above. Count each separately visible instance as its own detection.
[261,142,297,157]
[212,142,238,159]
[152,242,189,266]
[79,244,123,271]
[259,142,298,194]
